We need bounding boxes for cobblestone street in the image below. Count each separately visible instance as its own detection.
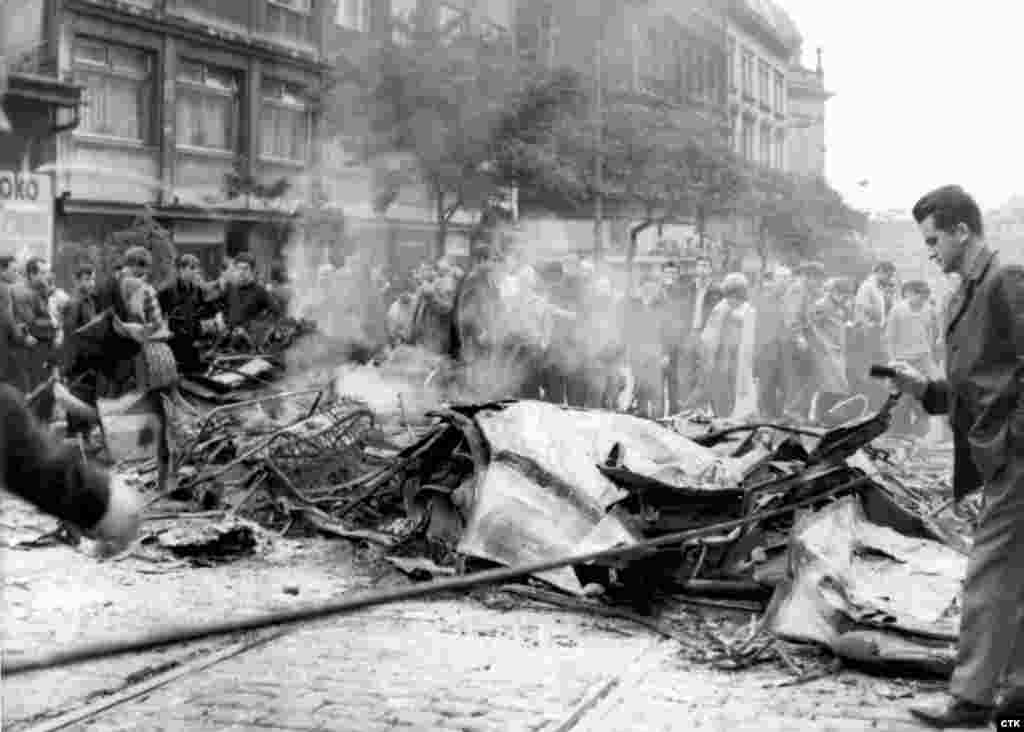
[2,494,957,732]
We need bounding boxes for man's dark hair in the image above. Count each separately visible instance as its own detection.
[873,261,896,275]
[0,255,14,271]
[911,185,984,237]
[234,252,256,269]
[25,257,46,279]
[74,264,95,279]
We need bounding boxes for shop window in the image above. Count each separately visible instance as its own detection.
[260,80,310,163]
[175,60,240,152]
[74,38,153,142]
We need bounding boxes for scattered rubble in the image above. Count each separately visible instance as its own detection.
[35,344,972,681]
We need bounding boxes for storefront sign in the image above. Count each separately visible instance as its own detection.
[0,171,53,262]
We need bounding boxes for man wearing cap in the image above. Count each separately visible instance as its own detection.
[886,185,1024,728]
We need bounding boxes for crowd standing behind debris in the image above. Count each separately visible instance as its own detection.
[0,241,958,441]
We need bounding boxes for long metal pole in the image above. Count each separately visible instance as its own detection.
[4,474,872,677]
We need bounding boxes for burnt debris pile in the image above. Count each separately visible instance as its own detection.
[92,366,970,680]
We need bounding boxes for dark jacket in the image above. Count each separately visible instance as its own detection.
[218,281,278,329]
[658,278,723,349]
[10,282,56,343]
[919,248,1024,499]
[158,279,212,372]
[0,383,111,531]
[0,280,29,388]
[93,278,143,398]
[61,291,100,374]
[452,265,500,360]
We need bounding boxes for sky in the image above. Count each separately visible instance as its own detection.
[779,0,1019,215]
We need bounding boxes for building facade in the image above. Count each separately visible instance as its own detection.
[786,48,830,179]
[0,0,339,283]
[57,0,335,279]
[724,0,800,172]
[511,0,732,258]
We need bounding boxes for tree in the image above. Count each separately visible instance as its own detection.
[492,66,592,212]
[736,168,867,277]
[58,208,178,287]
[347,13,527,259]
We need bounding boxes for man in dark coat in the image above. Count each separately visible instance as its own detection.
[0,255,30,390]
[158,254,211,375]
[61,264,100,437]
[780,260,826,422]
[11,257,58,394]
[0,383,141,554]
[887,186,1024,729]
[668,255,723,413]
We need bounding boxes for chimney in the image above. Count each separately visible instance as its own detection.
[816,47,824,78]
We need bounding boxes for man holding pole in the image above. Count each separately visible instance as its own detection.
[886,185,1024,728]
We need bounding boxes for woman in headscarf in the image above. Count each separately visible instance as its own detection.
[699,273,757,419]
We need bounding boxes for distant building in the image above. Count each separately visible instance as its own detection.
[787,47,831,179]
[724,0,801,171]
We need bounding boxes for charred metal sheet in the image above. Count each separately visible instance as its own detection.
[764,495,965,674]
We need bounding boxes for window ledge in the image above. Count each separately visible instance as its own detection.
[258,156,307,169]
[177,145,237,160]
[169,6,250,38]
[251,31,317,56]
[73,133,156,152]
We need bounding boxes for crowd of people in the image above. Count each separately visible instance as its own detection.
[363,244,955,436]
[0,237,957,460]
[0,248,284,493]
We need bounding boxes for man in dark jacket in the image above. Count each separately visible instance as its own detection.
[666,255,723,413]
[11,257,58,394]
[0,255,29,390]
[887,186,1024,729]
[217,252,278,330]
[158,254,212,375]
[0,384,140,555]
[61,264,100,437]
